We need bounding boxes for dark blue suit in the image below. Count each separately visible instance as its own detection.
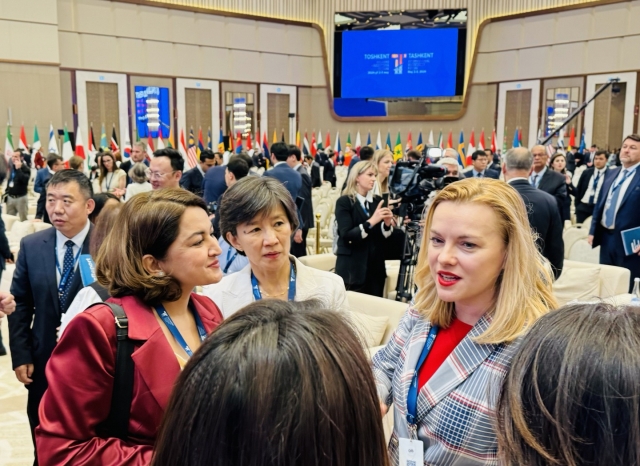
[263,162,302,201]
[590,166,640,291]
[8,226,92,456]
[202,165,227,204]
[180,167,205,197]
[462,168,500,180]
[33,168,52,194]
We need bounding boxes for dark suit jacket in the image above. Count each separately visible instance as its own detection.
[573,167,595,204]
[462,168,500,179]
[119,159,149,185]
[537,169,568,216]
[180,167,205,197]
[295,165,314,230]
[319,158,336,186]
[202,165,227,204]
[9,226,93,380]
[509,180,564,279]
[590,167,640,247]
[34,168,52,194]
[310,162,321,188]
[35,294,223,465]
[263,163,302,201]
[334,194,389,285]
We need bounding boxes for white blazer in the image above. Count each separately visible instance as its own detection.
[202,256,349,318]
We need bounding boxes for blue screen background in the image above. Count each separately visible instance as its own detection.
[341,29,459,98]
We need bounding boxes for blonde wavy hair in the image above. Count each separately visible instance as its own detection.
[342,160,377,201]
[413,178,557,344]
[372,149,393,194]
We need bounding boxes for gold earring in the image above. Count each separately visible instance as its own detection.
[157,271,165,277]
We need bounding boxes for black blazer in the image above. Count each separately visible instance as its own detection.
[310,162,322,188]
[263,163,302,201]
[574,167,608,206]
[295,165,314,230]
[8,226,92,376]
[537,169,568,216]
[509,180,564,279]
[319,159,336,186]
[334,194,389,285]
[180,167,205,197]
[590,167,640,247]
[462,168,500,179]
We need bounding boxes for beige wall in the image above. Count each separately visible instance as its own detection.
[57,0,324,86]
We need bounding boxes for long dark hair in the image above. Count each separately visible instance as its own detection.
[497,303,640,465]
[152,300,389,466]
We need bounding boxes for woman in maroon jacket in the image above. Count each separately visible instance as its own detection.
[35,188,224,465]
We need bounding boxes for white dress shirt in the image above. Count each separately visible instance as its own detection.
[55,220,91,285]
[580,167,607,205]
[529,166,547,187]
[355,192,393,239]
[601,161,640,229]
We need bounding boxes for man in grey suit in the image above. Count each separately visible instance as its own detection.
[9,170,94,464]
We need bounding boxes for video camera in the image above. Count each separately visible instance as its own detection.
[388,146,459,220]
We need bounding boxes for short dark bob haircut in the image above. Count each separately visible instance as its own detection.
[95,188,208,304]
[152,299,389,466]
[497,302,640,466]
[218,176,299,256]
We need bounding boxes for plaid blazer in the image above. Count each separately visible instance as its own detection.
[372,305,521,466]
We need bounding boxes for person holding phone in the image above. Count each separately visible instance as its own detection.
[335,161,395,297]
[6,151,32,221]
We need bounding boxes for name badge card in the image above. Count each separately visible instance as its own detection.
[399,437,424,466]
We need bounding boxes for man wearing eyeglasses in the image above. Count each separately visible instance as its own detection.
[148,148,183,190]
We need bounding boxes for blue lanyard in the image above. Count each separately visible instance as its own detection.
[154,302,207,357]
[105,172,115,191]
[223,247,237,274]
[55,244,83,296]
[406,325,439,427]
[610,169,634,195]
[251,261,296,301]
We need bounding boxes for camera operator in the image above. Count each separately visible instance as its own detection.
[6,151,32,221]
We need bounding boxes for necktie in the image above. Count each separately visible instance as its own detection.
[59,240,76,309]
[364,200,370,213]
[476,172,483,178]
[588,171,601,204]
[603,170,631,229]
[531,175,538,187]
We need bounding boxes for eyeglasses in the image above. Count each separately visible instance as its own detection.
[145,169,176,180]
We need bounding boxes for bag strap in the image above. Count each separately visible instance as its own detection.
[93,302,135,441]
[89,281,110,301]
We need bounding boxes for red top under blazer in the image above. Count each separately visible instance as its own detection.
[35,294,223,465]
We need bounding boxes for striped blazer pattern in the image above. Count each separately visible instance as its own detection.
[372,305,521,466]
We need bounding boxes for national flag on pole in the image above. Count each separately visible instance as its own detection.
[281,129,285,143]
[100,124,107,150]
[207,128,212,150]
[518,128,523,147]
[303,131,310,155]
[317,130,323,151]
[48,123,59,154]
[272,129,277,144]
[447,130,453,149]
[428,130,434,146]
[156,131,165,150]
[235,132,242,154]
[88,125,96,153]
[110,126,119,152]
[228,131,234,152]
[557,127,565,149]
[457,130,466,167]
[311,132,317,157]
[147,130,155,158]
[218,129,225,152]
[346,132,352,152]
[179,129,188,160]
[355,131,362,155]
[467,129,476,157]
[376,130,382,150]
[578,127,586,153]
[5,125,14,158]
[123,138,131,159]
[502,129,507,153]
[512,128,520,148]
[417,131,424,151]
[437,130,443,150]
[491,129,497,153]
[62,124,73,161]
[32,125,41,152]
[247,132,253,150]
[385,132,392,151]
[405,131,412,152]
[296,131,300,149]
[478,129,485,151]
[75,125,85,158]
[167,126,174,149]
[393,132,403,161]
[335,131,341,155]
[262,132,270,157]
[198,128,205,157]
[366,131,371,147]
[325,131,331,150]
[568,126,576,151]
[186,128,198,168]
[19,125,28,151]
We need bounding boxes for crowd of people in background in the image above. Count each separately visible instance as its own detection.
[0,131,638,466]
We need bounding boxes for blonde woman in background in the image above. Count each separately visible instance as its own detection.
[372,149,394,196]
[373,178,556,465]
[125,162,152,200]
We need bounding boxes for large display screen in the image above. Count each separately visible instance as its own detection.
[135,86,170,139]
[338,29,462,99]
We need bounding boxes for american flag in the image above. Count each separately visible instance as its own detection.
[186,128,198,169]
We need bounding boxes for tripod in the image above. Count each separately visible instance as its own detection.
[395,221,422,302]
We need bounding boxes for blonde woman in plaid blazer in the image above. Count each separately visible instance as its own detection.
[373,176,557,465]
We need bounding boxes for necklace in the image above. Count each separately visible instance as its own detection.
[259,287,287,297]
